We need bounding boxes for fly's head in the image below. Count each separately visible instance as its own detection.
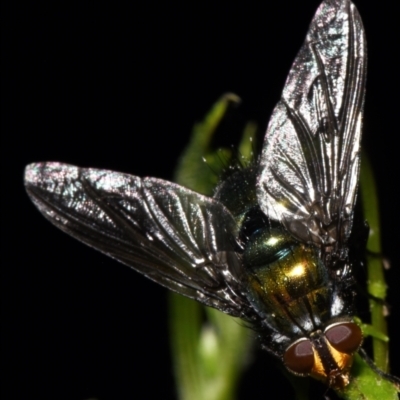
[283,320,363,388]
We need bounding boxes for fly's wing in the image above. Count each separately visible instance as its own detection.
[25,162,251,318]
[257,0,366,247]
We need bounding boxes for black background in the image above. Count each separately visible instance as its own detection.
[3,1,399,399]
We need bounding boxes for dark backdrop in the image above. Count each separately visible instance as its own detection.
[3,1,399,399]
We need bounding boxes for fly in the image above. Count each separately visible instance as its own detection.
[24,0,394,391]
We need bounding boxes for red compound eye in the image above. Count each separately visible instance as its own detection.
[325,322,362,354]
[283,339,314,375]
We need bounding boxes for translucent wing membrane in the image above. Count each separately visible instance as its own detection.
[25,162,251,317]
[257,0,366,247]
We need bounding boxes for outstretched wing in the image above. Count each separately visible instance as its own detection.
[25,162,251,318]
[257,0,366,247]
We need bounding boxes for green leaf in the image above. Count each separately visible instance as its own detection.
[359,152,390,372]
[336,355,399,400]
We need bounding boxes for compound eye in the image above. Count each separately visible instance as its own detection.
[325,322,362,354]
[284,339,314,375]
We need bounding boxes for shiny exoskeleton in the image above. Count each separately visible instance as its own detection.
[215,166,362,387]
[25,0,368,389]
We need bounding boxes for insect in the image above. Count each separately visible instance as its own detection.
[25,0,374,390]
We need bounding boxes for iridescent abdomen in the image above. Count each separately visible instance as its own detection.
[245,243,331,337]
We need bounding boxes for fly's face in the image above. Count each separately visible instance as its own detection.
[25,0,368,389]
[284,320,363,387]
